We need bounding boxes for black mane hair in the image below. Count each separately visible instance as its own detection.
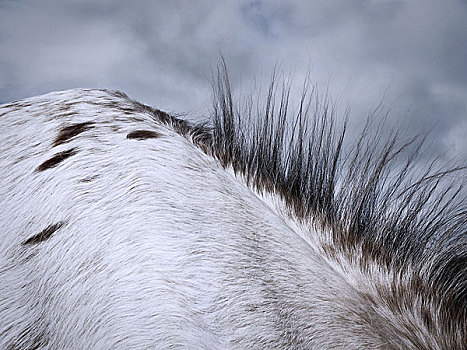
[206,62,467,340]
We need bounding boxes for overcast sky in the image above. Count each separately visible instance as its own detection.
[1,0,466,162]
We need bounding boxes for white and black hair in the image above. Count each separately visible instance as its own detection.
[209,64,467,342]
[122,63,467,346]
[0,63,465,348]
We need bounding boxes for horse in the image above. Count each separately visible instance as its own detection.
[0,68,466,349]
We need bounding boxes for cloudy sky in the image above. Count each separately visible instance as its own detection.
[1,0,466,162]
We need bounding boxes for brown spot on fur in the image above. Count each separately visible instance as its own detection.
[22,222,64,245]
[35,148,77,172]
[54,122,93,146]
[80,175,99,182]
[127,130,162,140]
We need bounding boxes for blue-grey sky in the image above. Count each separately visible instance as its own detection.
[1,0,466,161]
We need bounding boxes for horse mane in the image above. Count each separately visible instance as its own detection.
[110,62,466,343]
[208,63,467,338]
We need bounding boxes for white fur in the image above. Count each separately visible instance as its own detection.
[0,89,445,349]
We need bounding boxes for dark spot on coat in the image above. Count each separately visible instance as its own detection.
[35,148,77,172]
[6,327,50,350]
[54,122,94,146]
[22,222,64,245]
[80,175,99,183]
[127,130,162,140]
